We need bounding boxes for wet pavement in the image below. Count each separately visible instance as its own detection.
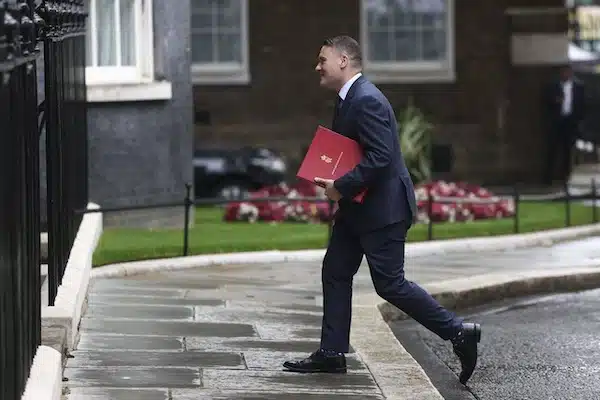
[391,288,600,400]
[64,236,600,399]
[64,268,385,399]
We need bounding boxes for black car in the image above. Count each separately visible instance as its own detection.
[193,146,287,200]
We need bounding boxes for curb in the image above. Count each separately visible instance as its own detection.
[351,305,444,400]
[27,203,104,400]
[375,263,600,322]
[91,222,600,279]
[20,346,63,400]
[42,202,103,351]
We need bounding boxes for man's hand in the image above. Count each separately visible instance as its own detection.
[314,177,342,202]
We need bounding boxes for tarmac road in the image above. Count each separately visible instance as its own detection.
[390,288,600,400]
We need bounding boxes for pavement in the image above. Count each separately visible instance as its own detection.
[392,288,600,400]
[62,236,600,399]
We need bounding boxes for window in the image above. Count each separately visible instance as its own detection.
[360,0,455,82]
[85,0,154,84]
[190,0,250,84]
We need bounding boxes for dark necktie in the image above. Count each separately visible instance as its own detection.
[333,96,343,128]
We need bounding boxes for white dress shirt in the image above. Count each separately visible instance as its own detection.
[338,72,362,101]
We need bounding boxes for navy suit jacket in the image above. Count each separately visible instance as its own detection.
[332,75,417,234]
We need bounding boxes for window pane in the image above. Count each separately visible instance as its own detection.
[190,0,243,64]
[422,29,446,60]
[191,12,213,33]
[191,33,214,63]
[368,31,392,61]
[120,0,137,66]
[394,29,419,61]
[217,0,241,27]
[364,0,448,63]
[217,33,241,62]
[96,0,117,66]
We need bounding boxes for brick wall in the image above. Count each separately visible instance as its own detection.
[193,0,567,185]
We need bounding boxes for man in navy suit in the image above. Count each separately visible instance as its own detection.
[283,36,481,385]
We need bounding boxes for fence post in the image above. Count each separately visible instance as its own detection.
[427,190,433,240]
[513,185,520,234]
[183,183,192,256]
[592,178,597,224]
[564,180,571,227]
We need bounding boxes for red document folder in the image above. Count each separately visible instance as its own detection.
[296,125,367,203]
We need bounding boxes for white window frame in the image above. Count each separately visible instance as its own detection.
[190,0,250,85]
[85,0,171,102]
[359,0,456,83]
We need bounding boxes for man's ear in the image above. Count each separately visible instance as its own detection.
[339,54,348,69]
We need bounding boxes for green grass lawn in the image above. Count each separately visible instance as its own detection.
[92,201,598,267]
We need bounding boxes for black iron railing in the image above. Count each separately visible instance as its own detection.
[0,1,88,399]
[77,179,600,265]
[0,1,44,399]
[41,0,89,306]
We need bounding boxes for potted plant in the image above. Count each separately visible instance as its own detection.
[397,102,433,184]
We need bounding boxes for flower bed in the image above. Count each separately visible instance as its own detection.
[223,180,515,224]
[415,181,515,224]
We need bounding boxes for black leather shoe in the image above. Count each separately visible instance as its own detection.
[452,322,481,385]
[283,349,347,373]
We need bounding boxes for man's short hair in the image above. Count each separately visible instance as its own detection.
[323,35,362,67]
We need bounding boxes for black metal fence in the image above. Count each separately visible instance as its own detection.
[0,2,43,399]
[42,0,89,305]
[0,1,88,399]
[79,179,600,264]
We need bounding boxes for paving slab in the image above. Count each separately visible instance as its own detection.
[67,350,245,369]
[84,304,195,320]
[185,337,323,353]
[81,319,258,338]
[254,323,322,340]
[193,307,323,326]
[67,388,169,400]
[77,334,184,351]
[201,369,379,394]
[89,286,186,298]
[242,351,366,371]
[171,390,385,399]
[64,367,202,388]
[88,294,225,307]
[225,299,323,312]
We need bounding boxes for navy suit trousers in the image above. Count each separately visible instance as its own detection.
[320,219,463,353]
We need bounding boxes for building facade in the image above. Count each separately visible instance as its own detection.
[75,0,571,227]
[83,0,193,227]
[191,0,570,185]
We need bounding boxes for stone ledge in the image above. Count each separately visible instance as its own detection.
[42,202,103,351]
[41,325,67,362]
[20,346,63,400]
[23,202,103,400]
